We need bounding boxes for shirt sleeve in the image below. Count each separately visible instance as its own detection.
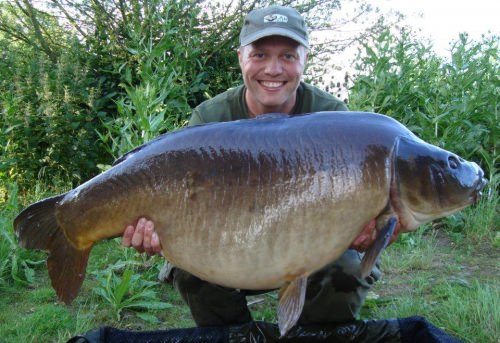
[188,108,205,126]
[336,101,349,111]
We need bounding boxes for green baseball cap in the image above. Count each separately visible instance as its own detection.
[239,5,309,48]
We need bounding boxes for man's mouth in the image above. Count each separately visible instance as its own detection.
[259,81,286,88]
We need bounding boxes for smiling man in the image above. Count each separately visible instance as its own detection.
[122,5,400,340]
[187,5,347,125]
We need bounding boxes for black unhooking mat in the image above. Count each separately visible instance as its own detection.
[66,316,462,343]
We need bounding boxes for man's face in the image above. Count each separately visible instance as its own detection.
[238,36,307,116]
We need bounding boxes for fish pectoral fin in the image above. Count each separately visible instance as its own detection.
[360,216,398,278]
[277,275,307,337]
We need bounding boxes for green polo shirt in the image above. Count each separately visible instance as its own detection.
[188,82,348,126]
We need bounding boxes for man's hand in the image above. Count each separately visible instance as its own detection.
[122,217,163,255]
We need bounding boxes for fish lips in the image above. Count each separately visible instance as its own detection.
[472,176,488,205]
[460,161,488,205]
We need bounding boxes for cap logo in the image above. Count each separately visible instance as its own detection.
[263,14,288,23]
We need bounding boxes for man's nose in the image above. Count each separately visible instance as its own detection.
[264,57,283,75]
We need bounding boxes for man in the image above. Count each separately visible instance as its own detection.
[122,5,397,335]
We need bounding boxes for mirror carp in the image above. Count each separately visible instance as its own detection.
[14,112,487,336]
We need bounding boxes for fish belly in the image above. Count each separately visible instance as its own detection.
[157,169,388,290]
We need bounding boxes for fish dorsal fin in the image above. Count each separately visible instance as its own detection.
[111,131,173,166]
[277,275,307,337]
[112,148,140,166]
[360,216,398,278]
[112,140,155,166]
[255,113,290,120]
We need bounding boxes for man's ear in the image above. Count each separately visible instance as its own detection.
[302,47,309,65]
[237,46,245,67]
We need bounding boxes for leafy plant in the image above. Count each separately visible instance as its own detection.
[349,29,499,180]
[0,38,111,187]
[97,0,205,157]
[92,263,172,321]
[0,183,45,286]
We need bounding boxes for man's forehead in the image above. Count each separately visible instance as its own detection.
[250,35,301,49]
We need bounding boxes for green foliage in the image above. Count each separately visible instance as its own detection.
[97,0,208,157]
[349,29,499,180]
[0,302,75,342]
[1,0,361,177]
[348,27,498,247]
[0,183,45,287]
[445,176,499,243]
[0,38,111,187]
[92,262,172,321]
[369,279,499,343]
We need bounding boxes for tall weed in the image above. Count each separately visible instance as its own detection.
[0,40,111,187]
[96,0,210,158]
[0,183,45,287]
[349,30,499,180]
[447,176,499,242]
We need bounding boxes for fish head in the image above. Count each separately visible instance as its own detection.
[393,136,487,230]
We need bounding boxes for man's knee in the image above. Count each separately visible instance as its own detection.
[299,249,381,324]
[171,267,252,326]
[171,267,204,294]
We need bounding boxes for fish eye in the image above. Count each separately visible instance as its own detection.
[448,155,460,169]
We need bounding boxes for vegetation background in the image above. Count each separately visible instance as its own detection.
[0,0,498,342]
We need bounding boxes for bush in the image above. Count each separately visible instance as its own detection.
[349,29,499,181]
[0,39,111,187]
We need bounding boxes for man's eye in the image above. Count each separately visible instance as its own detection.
[253,53,265,59]
[284,54,296,61]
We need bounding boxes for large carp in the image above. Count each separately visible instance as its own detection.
[14,112,486,336]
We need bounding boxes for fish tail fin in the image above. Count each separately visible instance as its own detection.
[47,230,92,304]
[14,194,65,250]
[14,194,91,304]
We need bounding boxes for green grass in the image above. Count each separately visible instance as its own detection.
[368,179,499,339]
[361,211,499,342]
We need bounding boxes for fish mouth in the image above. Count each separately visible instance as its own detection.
[471,177,488,204]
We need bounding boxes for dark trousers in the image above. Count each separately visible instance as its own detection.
[170,249,381,327]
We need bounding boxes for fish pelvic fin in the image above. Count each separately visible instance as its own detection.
[14,194,91,304]
[277,275,307,337]
[360,216,397,278]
